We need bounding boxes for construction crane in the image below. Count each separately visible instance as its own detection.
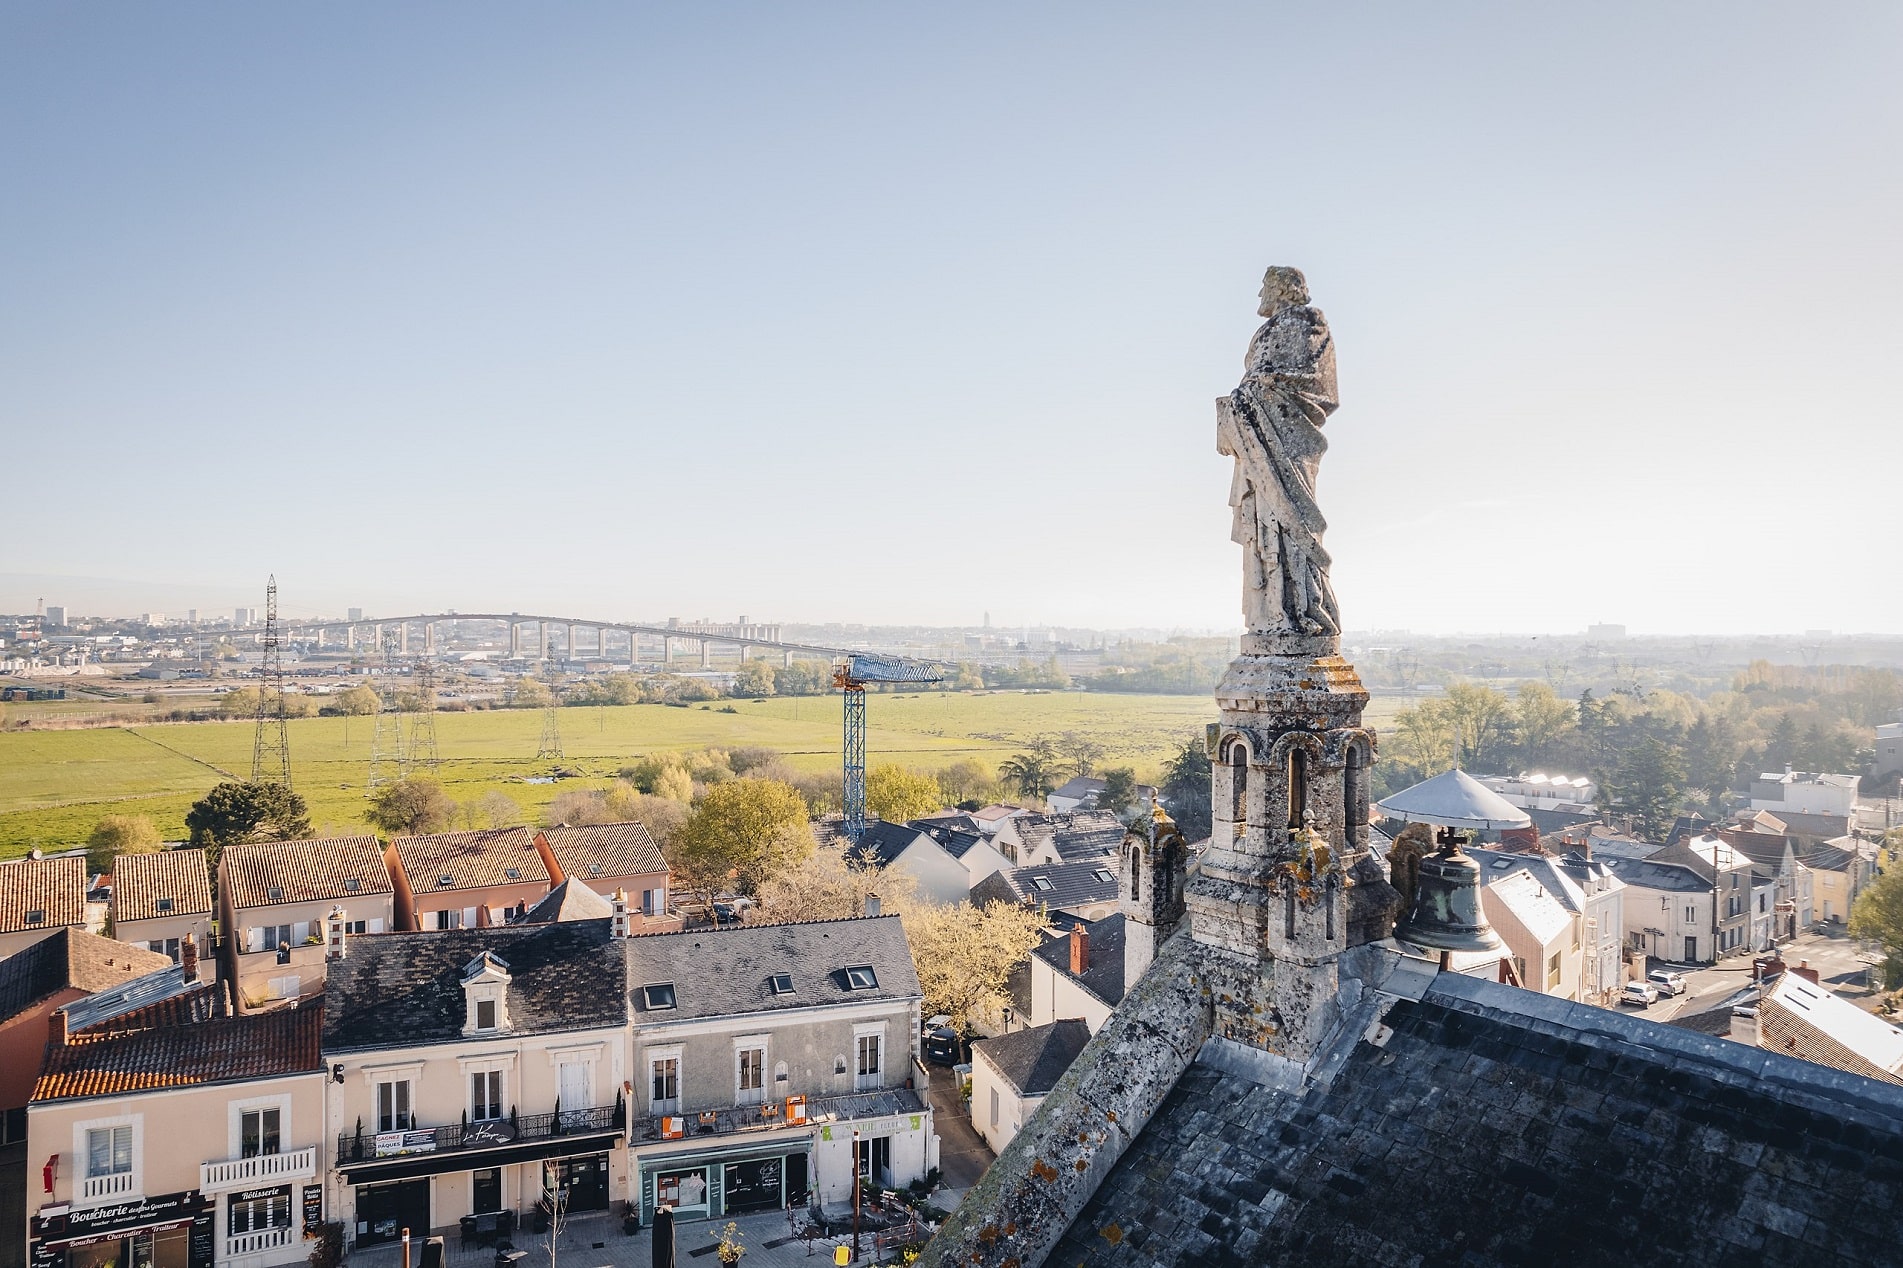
[834,653,945,842]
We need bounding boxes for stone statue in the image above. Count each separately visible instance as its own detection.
[1217,266,1341,638]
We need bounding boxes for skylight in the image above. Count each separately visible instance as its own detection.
[589,863,603,876]
[154,897,174,913]
[344,878,363,892]
[844,965,878,990]
[642,983,677,1010]
[1031,877,1054,892]
[439,874,456,887]
[1092,869,1115,885]
[769,973,795,995]
[24,909,44,924]
[267,885,285,901]
[503,867,521,880]
[1491,859,1513,869]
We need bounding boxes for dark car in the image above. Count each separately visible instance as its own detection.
[923,1025,962,1065]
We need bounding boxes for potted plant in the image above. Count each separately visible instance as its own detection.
[711,1221,745,1265]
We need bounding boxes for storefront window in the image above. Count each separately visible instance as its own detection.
[228,1189,291,1236]
[653,1167,708,1212]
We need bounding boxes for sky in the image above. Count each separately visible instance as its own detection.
[3,4,1900,636]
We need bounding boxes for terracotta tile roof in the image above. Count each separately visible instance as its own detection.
[33,998,324,1101]
[220,835,393,910]
[393,827,549,895]
[111,848,212,922]
[0,929,173,1023]
[539,822,667,882]
[0,854,87,935]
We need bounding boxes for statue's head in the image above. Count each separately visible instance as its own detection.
[1258,265,1309,317]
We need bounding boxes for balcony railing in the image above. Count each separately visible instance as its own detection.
[337,1103,622,1165]
[201,1146,318,1193]
[628,1087,924,1145]
[79,1171,136,1202]
[226,1228,295,1257]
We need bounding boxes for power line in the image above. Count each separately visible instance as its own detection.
[250,575,293,788]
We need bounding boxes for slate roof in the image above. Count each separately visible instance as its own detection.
[1045,972,1903,1267]
[1467,847,1591,915]
[0,854,87,935]
[1801,838,1859,873]
[516,878,616,924]
[35,999,323,1102]
[0,929,172,1023]
[540,821,667,881]
[626,915,920,1022]
[111,847,212,922]
[1050,776,1107,803]
[1600,854,1710,893]
[392,827,550,895]
[975,861,1120,914]
[912,821,991,860]
[913,811,985,836]
[843,821,930,867]
[973,1018,1092,1096]
[60,970,212,1034]
[1030,913,1126,1008]
[220,835,392,910]
[1015,812,1124,862]
[324,921,625,1051]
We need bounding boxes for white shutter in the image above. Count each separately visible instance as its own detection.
[292,922,310,943]
[368,918,385,933]
[558,1062,590,1110]
[246,928,263,953]
[463,906,478,928]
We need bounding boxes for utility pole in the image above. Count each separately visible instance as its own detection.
[851,1129,862,1263]
[251,575,293,788]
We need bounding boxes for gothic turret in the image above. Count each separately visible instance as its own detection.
[1121,801,1188,987]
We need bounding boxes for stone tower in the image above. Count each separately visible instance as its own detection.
[1121,802,1188,988]
[1186,265,1401,1062]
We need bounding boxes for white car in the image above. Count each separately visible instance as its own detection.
[1621,981,1660,1008]
[1648,970,1688,997]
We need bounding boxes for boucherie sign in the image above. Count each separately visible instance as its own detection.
[37,1190,211,1244]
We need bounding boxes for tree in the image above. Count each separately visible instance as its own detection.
[508,677,552,709]
[751,843,919,925]
[470,790,523,829]
[1440,681,1515,771]
[934,759,997,808]
[603,788,687,853]
[544,788,613,827]
[865,765,943,824]
[1597,736,1688,841]
[1159,737,1212,841]
[365,778,455,836]
[670,779,812,909]
[730,660,777,697]
[1054,732,1106,778]
[998,751,1058,803]
[87,814,161,873]
[185,782,312,869]
[1852,869,1903,989]
[335,683,380,716]
[904,900,1046,1035]
[1096,767,1138,818]
[1511,681,1576,766]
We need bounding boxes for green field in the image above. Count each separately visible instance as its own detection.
[0,690,1409,857]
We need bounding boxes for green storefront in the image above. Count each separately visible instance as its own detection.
[635,1137,811,1224]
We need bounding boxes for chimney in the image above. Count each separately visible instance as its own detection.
[1069,923,1090,975]
[611,889,630,938]
[864,894,881,919]
[1793,960,1821,985]
[326,906,348,961]
[49,1009,68,1048]
[181,933,200,982]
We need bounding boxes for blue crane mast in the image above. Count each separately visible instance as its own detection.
[834,653,946,842]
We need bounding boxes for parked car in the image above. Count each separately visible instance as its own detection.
[1648,970,1688,997]
[923,1025,962,1065]
[1621,981,1660,1008]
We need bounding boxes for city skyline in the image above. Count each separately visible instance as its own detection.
[5,6,1899,636]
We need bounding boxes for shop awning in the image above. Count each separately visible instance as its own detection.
[339,1130,622,1185]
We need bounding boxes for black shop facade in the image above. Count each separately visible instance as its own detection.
[30,1190,216,1268]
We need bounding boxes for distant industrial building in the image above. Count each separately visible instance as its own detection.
[43,605,66,627]
[234,606,258,627]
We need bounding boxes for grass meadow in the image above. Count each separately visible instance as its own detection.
[0,689,1408,858]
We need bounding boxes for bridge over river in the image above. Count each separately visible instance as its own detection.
[281,613,849,668]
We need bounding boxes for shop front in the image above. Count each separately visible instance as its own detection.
[338,1130,623,1246]
[633,1138,812,1225]
[30,1191,214,1268]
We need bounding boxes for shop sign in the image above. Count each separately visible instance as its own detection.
[463,1121,517,1148]
[374,1130,438,1158]
[301,1185,324,1236]
[36,1190,211,1246]
[818,1114,919,1141]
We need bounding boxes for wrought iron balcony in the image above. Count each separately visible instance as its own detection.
[627,1087,924,1144]
[336,1103,622,1165]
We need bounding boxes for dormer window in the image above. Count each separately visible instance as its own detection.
[844,966,878,990]
[642,983,677,1010]
[267,885,284,902]
[769,974,794,995]
[460,951,512,1036]
[154,897,175,913]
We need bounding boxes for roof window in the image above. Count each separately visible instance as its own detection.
[643,983,677,1010]
[24,909,44,924]
[267,885,285,901]
[844,965,878,990]
[589,863,603,876]
[154,897,175,913]
[1092,869,1114,885]
[1031,877,1054,893]
[1491,859,1512,869]
[503,867,521,880]
[769,973,795,995]
[344,878,362,893]
[438,874,456,887]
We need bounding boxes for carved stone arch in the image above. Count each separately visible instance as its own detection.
[1268,732,1329,830]
[1219,733,1253,766]
[1265,731,1327,765]
[1341,733,1373,847]
[1128,843,1145,904]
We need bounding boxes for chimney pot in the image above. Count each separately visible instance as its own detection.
[611,889,630,938]
[1069,924,1090,975]
[180,935,199,982]
[49,1010,68,1048]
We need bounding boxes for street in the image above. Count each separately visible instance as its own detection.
[1643,926,1882,1023]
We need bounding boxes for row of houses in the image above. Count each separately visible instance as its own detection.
[3,907,934,1268]
[0,823,673,1008]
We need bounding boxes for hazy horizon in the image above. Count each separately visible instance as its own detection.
[6,6,1900,637]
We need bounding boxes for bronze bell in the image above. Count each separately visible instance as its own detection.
[1395,828,1506,953]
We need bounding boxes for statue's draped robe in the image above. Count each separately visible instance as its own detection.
[1217,303,1341,635]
